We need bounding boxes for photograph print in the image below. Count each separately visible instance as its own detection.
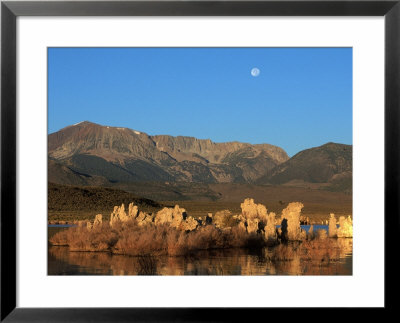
[48,47,353,275]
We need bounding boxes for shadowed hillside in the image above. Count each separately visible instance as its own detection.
[48,182,162,216]
[257,143,352,193]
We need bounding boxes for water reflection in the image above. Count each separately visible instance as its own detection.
[48,238,352,276]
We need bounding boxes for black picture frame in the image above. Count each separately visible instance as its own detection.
[1,0,399,321]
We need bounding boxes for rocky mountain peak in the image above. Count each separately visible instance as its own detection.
[48,121,290,184]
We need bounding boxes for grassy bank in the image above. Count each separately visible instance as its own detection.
[50,221,267,256]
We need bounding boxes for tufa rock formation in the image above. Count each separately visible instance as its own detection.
[93,214,102,227]
[240,198,267,221]
[213,210,239,229]
[87,198,351,245]
[180,216,198,231]
[154,205,198,231]
[86,222,93,231]
[281,202,304,240]
[328,213,337,238]
[154,207,174,225]
[170,205,187,228]
[264,212,276,241]
[110,203,142,226]
[136,211,153,226]
[238,220,247,232]
[128,203,138,218]
[246,218,259,234]
[307,224,315,240]
[279,219,288,242]
[107,202,199,231]
[337,216,353,238]
[240,198,280,237]
[110,204,125,226]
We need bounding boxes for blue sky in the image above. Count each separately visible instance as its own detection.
[48,47,352,156]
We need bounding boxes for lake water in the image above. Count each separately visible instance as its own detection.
[48,226,352,276]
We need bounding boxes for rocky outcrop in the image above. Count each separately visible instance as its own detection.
[180,216,198,231]
[86,221,93,230]
[92,198,350,247]
[337,216,353,238]
[128,203,138,218]
[86,214,102,231]
[107,203,199,230]
[281,202,304,240]
[110,204,131,226]
[213,210,235,229]
[109,202,146,226]
[279,219,288,242]
[154,205,198,231]
[247,218,259,234]
[239,198,278,237]
[136,211,153,226]
[212,199,274,235]
[154,205,186,227]
[238,220,247,231]
[264,212,276,241]
[328,213,337,238]
[240,198,267,221]
[154,207,174,225]
[307,224,315,239]
[171,205,187,228]
[88,203,154,228]
[93,214,102,227]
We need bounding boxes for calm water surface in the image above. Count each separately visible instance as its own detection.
[48,226,352,276]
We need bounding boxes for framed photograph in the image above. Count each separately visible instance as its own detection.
[1,0,398,320]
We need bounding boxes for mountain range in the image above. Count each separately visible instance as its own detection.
[48,121,352,193]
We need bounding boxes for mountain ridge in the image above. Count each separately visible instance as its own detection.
[48,121,352,193]
[256,142,352,193]
[49,121,289,184]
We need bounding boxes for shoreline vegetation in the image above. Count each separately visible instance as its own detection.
[50,198,353,260]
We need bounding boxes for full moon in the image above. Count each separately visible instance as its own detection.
[251,68,260,77]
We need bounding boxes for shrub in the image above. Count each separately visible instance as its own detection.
[50,219,270,256]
